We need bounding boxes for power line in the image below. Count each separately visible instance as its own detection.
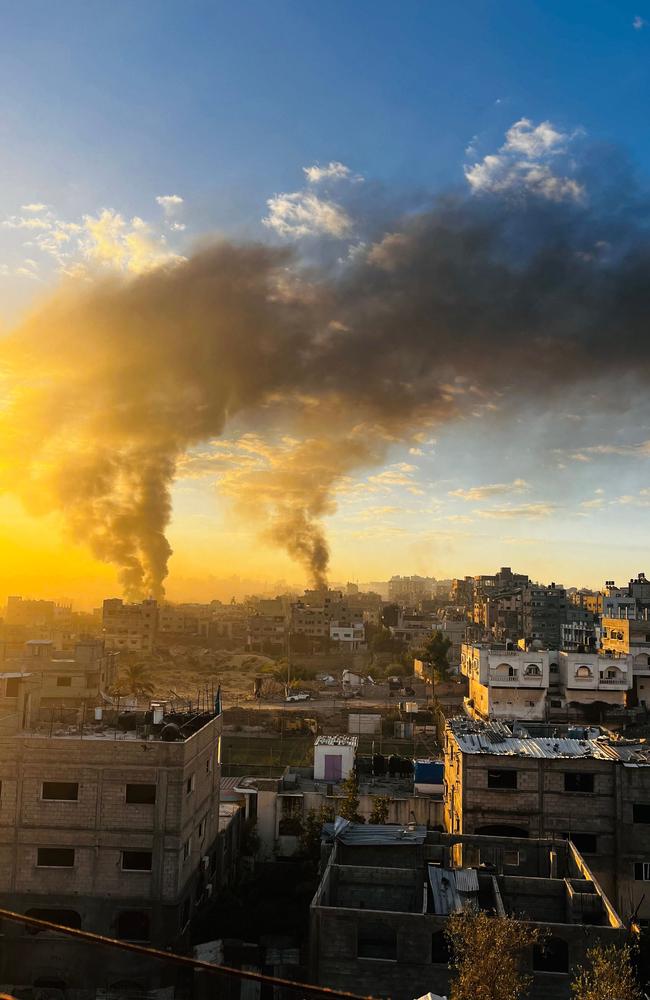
[0,907,368,1000]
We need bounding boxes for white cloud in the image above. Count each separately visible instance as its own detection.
[303,161,358,184]
[21,202,48,212]
[475,502,556,520]
[156,194,184,212]
[263,191,352,239]
[633,15,647,29]
[449,478,529,501]
[464,117,584,202]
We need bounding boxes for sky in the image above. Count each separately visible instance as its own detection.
[2,0,650,606]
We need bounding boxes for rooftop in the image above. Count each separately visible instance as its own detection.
[314,734,359,748]
[448,717,650,763]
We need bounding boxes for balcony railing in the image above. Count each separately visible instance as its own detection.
[598,676,628,687]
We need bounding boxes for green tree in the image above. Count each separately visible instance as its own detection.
[368,795,390,824]
[338,772,365,823]
[299,805,335,862]
[421,630,453,683]
[571,943,642,1000]
[446,909,542,1000]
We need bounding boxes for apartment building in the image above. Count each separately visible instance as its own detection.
[0,682,223,994]
[102,598,158,653]
[387,575,435,604]
[443,716,650,924]
[311,823,627,1000]
[158,602,213,638]
[601,616,650,707]
[6,638,119,707]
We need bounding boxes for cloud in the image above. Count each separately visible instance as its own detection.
[263,191,352,238]
[556,440,650,463]
[21,202,47,212]
[474,502,556,519]
[156,194,184,216]
[449,478,529,501]
[633,15,647,29]
[303,161,360,184]
[465,117,584,202]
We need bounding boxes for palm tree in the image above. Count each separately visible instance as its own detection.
[121,661,155,698]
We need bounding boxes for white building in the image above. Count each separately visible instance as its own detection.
[461,643,549,721]
[330,621,365,650]
[313,735,358,782]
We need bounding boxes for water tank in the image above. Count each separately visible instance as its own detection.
[161,723,182,742]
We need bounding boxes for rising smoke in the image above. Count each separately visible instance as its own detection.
[1,148,650,596]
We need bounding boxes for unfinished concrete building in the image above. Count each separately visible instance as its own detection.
[0,676,223,996]
[443,716,650,925]
[310,822,628,1000]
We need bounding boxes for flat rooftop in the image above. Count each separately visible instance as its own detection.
[18,708,220,743]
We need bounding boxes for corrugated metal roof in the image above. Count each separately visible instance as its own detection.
[428,867,463,915]
[449,718,647,761]
[453,868,479,894]
[325,818,427,845]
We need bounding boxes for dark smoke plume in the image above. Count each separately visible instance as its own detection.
[1,173,650,595]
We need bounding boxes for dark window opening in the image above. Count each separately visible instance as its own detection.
[180,898,190,929]
[117,910,150,941]
[358,922,397,961]
[125,783,156,805]
[121,851,152,872]
[633,804,650,824]
[37,848,75,868]
[42,781,79,801]
[56,676,72,687]
[533,936,569,974]
[634,862,650,881]
[564,772,594,793]
[431,930,450,965]
[487,769,517,790]
[562,832,597,854]
[5,678,19,697]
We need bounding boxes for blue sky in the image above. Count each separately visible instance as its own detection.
[2,0,650,602]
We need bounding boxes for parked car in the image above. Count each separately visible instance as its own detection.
[285,692,311,702]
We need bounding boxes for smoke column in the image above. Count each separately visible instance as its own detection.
[1,179,650,596]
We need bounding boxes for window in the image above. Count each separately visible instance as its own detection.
[180,898,190,929]
[504,849,520,866]
[533,936,569,974]
[205,755,212,774]
[575,665,592,679]
[487,769,517,790]
[634,862,650,881]
[198,817,206,840]
[431,930,450,965]
[186,775,195,796]
[562,832,598,854]
[5,678,19,696]
[357,922,397,961]
[633,804,650,824]
[42,782,79,801]
[564,772,594,793]
[56,676,72,687]
[524,664,541,676]
[183,837,191,861]
[125,784,156,805]
[121,851,152,872]
[37,848,75,868]
[117,911,150,941]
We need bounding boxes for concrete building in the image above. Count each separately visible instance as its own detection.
[223,763,444,862]
[310,822,628,1000]
[246,613,287,652]
[0,680,223,995]
[522,582,568,648]
[102,598,158,654]
[158,602,213,638]
[7,638,119,708]
[461,643,549,721]
[601,616,650,707]
[387,576,435,604]
[330,622,365,651]
[443,716,650,924]
[314,735,358,782]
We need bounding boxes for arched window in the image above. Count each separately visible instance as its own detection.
[576,665,593,678]
[550,662,559,674]
[533,936,569,974]
[431,930,450,965]
[117,910,150,942]
[357,921,397,960]
[524,664,541,676]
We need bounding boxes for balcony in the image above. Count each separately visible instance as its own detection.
[598,675,628,688]
[488,670,520,686]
